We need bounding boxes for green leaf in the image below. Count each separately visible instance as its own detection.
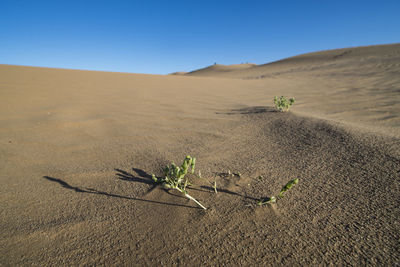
[162,182,172,189]
[278,178,299,197]
[191,157,196,174]
[163,166,169,176]
[182,159,188,171]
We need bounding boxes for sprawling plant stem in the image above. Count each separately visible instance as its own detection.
[152,156,206,210]
[175,187,207,210]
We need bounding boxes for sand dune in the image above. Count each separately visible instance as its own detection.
[185,63,257,76]
[186,43,400,79]
[187,44,400,137]
[169,71,188,75]
[0,44,399,265]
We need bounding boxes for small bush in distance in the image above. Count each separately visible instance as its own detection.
[152,156,206,210]
[257,178,299,206]
[274,96,295,112]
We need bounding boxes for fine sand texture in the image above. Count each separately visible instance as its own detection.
[1,44,399,265]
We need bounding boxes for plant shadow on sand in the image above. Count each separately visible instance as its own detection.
[115,168,154,185]
[115,168,187,200]
[116,168,258,202]
[216,106,276,115]
[43,171,199,209]
[188,172,258,201]
[196,185,258,201]
[44,167,259,209]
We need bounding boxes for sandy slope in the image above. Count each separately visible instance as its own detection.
[185,63,256,76]
[0,44,399,265]
[186,44,400,137]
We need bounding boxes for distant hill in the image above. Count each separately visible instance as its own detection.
[185,63,256,76]
[184,43,400,79]
[169,71,188,75]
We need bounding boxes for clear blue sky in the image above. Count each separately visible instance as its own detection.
[1,0,399,74]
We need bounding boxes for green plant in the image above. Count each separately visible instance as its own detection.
[152,156,206,210]
[274,96,295,112]
[278,178,299,198]
[257,178,299,206]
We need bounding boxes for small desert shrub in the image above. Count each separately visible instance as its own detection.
[152,156,206,209]
[274,96,295,112]
[257,178,299,206]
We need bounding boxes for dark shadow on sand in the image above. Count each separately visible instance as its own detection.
[115,168,154,185]
[116,168,256,202]
[216,106,276,115]
[197,185,258,201]
[116,168,186,199]
[43,176,199,209]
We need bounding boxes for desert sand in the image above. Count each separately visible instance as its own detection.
[1,44,399,265]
